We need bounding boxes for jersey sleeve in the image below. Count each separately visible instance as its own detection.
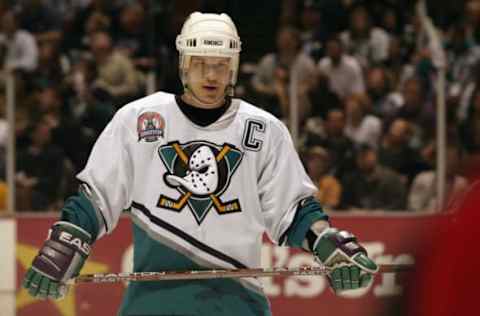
[76,108,135,239]
[258,120,319,244]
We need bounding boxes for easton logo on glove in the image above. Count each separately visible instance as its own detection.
[57,231,91,256]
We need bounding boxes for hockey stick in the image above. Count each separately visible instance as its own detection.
[71,264,413,284]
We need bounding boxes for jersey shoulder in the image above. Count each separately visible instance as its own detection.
[235,98,289,135]
[122,91,175,113]
[113,91,175,123]
[235,98,281,123]
[107,91,175,139]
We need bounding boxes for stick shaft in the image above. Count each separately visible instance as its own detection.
[72,264,412,284]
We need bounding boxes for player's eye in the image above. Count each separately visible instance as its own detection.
[198,166,209,174]
[191,60,204,69]
[218,65,229,73]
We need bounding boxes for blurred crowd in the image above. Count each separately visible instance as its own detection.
[0,0,478,213]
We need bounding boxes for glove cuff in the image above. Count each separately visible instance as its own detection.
[314,228,366,263]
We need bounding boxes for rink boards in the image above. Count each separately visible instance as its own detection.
[1,212,442,316]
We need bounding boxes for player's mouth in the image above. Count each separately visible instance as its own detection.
[202,85,218,92]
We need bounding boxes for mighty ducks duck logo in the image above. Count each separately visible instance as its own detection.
[157,141,243,224]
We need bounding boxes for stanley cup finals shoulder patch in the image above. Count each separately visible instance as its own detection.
[137,112,165,142]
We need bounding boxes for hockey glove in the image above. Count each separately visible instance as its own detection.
[22,221,92,300]
[313,228,378,293]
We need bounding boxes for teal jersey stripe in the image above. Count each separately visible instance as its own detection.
[131,201,247,269]
[118,222,271,316]
[60,191,101,241]
[281,197,329,248]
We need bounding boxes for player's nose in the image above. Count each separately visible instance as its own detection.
[204,65,219,80]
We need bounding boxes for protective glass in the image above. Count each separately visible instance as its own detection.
[189,57,230,78]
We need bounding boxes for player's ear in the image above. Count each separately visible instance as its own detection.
[226,84,234,97]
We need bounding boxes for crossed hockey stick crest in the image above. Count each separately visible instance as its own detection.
[157,141,243,224]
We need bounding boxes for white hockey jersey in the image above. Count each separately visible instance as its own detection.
[77,91,317,294]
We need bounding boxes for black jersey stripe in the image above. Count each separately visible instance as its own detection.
[131,201,248,269]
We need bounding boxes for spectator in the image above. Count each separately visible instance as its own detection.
[32,40,70,87]
[344,94,382,149]
[26,83,84,170]
[55,60,115,171]
[0,10,38,74]
[251,25,316,121]
[317,35,365,100]
[90,31,144,105]
[378,118,427,185]
[445,22,480,89]
[72,11,113,55]
[14,0,90,21]
[457,61,480,122]
[381,7,403,36]
[305,108,355,179]
[386,77,435,150]
[459,88,480,154]
[299,0,328,62]
[465,0,480,45]
[304,146,342,209]
[16,117,67,211]
[402,13,424,60]
[15,108,32,153]
[383,35,415,89]
[41,0,91,18]
[341,144,407,210]
[408,144,469,212]
[365,65,398,117]
[340,5,390,68]
[62,0,118,57]
[312,0,350,35]
[307,69,341,119]
[16,0,63,43]
[27,83,64,120]
[114,3,156,71]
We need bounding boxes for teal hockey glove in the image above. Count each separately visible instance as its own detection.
[22,221,92,300]
[312,228,378,292]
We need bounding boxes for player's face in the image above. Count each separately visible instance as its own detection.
[185,56,231,107]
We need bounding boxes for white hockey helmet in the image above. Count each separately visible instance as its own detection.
[176,12,241,94]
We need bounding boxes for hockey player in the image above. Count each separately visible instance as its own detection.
[23,12,378,315]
